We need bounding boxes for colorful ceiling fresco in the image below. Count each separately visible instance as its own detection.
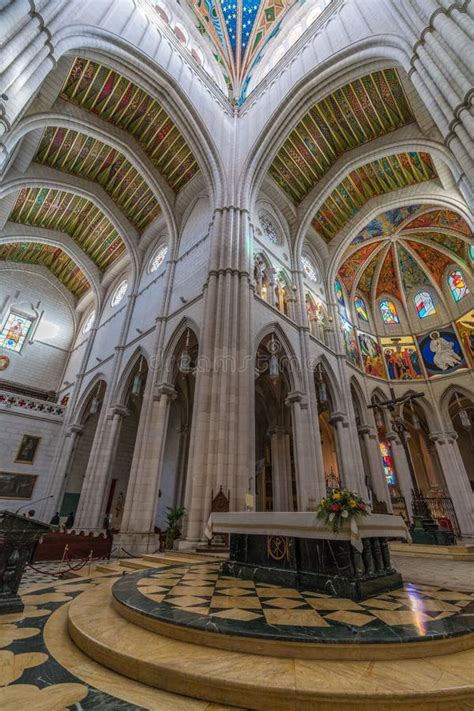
[405,209,471,235]
[0,242,90,297]
[9,187,125,272]
[312,152,436,242]
[35,127,161,232]
[376,247,402,301]
[337,206,473,306]
[61,58,199,192]
[269,69,415,204]
[186,0,305,101]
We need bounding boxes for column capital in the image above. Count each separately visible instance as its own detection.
[108,404,130,419]
[429,431,446,444]
[268,425,288,437]
[329,411,346,426]
[285,390,306,406]
[154,382,177,401]
[357,424,374,437]
[67,423,83,436]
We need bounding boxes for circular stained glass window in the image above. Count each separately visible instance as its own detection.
[111,279,128,307]
[258,210,281,245]
[149,244,168,273]
[82,310,95,334]
[301,254,319,282]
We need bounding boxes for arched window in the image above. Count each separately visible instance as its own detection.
[334,279,348,320]
[448,269,469,302]
[301,254,318,282]
[354,296,369,322]
[0,311,33,353]
[82,310,96,334]
[379,300,400,324]
[111,279,128,307]
[469,245,474,261]
[414,291,436,318]
[149,244,168,273]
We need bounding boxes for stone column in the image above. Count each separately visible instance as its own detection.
[286,391,325,509]
[386,431,414,521]
[75,404,130,529]
[269,426,292,511]
[430,432,474,537]
[358,425,393,511]
[44,423,82,520]
[329,411,367,496]
[120,383,177,535]
[183,206,254,543]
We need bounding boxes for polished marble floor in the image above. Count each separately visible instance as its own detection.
[114,562,474,646]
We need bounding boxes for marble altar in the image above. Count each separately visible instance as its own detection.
[206,512,409,601]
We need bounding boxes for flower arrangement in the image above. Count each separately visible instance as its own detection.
[317,488,369,532]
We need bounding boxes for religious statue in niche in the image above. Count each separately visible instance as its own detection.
[253,254,271,302]
[15,435,41,464]
[416,328,467,377]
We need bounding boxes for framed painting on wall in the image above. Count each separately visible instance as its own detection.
[15,434,41,464]
[380,336,424,380]
[455,309,474,366]
[0,472,37,499]
[416,328,467,377]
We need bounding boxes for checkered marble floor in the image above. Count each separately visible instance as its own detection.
[20,561,79,591]
[114,562,474,644]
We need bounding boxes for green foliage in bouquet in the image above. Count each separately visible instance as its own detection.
[317,488,369,532]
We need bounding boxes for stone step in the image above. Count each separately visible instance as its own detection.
[390,542,474,561]
[118,558,169,571]
[68,582,474,711]
[141,552,218,565]
[94,563,123,575]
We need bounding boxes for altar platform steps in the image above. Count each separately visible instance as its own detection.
[68,581,474,711]
[390,542,474,561]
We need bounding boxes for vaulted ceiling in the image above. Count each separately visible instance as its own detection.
[337,207,473,306]
[186,0,305,101]
[0,57,201,300]
[269,69,415,204]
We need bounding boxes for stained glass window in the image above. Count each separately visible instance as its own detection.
[259,210,280,244]
[111,279,128,307]
[379,439,396,485]
[334,279,348,320]
[301,254,318,282]
[448,270,469,302]
[354,296,369,321]
[414,291,436,318]
[82,310,95,334]
[0,312,33,353]
[379,300,400,324]
[469,245,474,261]
[149,244,168,273]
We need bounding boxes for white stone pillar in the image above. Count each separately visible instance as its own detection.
[120,383,177,534]
[43,423,82,521]
[75,404,130,529]
[430,432,474,537]
[386,431,414,521]
[358,425,393,511]
[269,427,292,511]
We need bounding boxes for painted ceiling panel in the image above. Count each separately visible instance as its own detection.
[187,0,300,100]
[312,152,436,242]
[376,246,402,300]
[398,245,429,290]
[0,241,90,298]
[337,205,472,308]
[352,205,424,244]
[35,127,161,232]
[338,242,380,293]
[9,187,125,272]
[270,69,415,204]
[61,58,199,192]
[404,239,454,287]
[405,208,471,235]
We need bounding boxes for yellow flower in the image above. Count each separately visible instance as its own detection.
[332,493,341,501]
[348,499,357,508]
